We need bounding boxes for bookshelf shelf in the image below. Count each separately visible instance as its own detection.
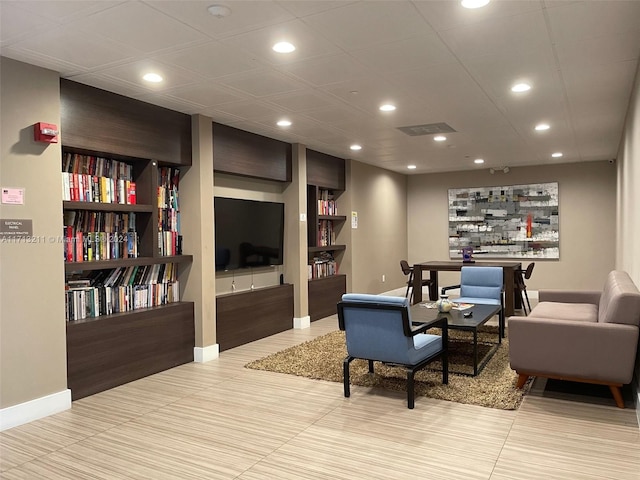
[318,215,347,221]
[63,201,154,213]
[64,254,193,273]
[308,245,346,253]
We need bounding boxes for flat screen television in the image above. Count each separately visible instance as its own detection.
[214,197,285,271]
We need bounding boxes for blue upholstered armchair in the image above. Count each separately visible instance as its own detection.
[337,294,448,409]
[442,266,505,337]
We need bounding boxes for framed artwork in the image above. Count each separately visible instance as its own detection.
[448,182,559,259]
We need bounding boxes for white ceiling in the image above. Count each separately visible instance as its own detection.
[1,0,639,174]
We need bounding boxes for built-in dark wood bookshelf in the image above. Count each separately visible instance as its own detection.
[306,150,347,321]
[61,79,195,400]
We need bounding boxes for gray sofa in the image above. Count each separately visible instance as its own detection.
[508,270,640,408]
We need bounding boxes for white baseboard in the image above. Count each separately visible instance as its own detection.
[0,389,71,431]
[294,316,310,329]
[194,344,219,363]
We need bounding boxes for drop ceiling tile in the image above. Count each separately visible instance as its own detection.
[264,90,335,112]
[217,69,306,97]
[299,104,373,129]
[276,0,357,17]
[302,1,431,51]
[438,10,548,59]
[1,47,86,77]
[95,59,203,92]
[148,0,295,39]
[74,2,207,54]
[554,30,640,70]
[7,0,120,23]
[281,54,372,87]
[65,73,149,98]
[545,0,640,43]
[161,82,247,108]
[153,41,262,79]
[132,93,203,115]
[348,32,455,75]
[412,0,543,32]
[212,100,289,122]
[221,19,342,66]
[0,3,56,46]
[7,26,138,70]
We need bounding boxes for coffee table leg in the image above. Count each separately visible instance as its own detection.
[473,330,478,376]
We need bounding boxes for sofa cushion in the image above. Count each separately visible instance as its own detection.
[598,271,640,326]
[528,302,598,322]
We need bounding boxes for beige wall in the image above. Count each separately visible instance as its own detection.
[0,58,67,408]
[615,61,640,415]
[408,161,617,291]
[349,161,408,293]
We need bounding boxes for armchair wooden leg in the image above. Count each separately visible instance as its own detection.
[516,373,529,389]
[407,370,415,409]
[442,352,449,385]
[609,384,625,408]
[368,359,374,373]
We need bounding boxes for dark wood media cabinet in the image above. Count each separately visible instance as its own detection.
[216,284,294,352]
[66,302,195,400]
[308,274,346,321]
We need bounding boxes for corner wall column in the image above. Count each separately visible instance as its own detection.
[181,114,217,361]
[284,143,309,328]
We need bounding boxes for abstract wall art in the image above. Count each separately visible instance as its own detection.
[448,182,559,259]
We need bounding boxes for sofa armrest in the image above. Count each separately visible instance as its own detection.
[538,290,601,305]
[508,316,639,384]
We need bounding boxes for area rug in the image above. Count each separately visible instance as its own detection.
[246,327,532,410]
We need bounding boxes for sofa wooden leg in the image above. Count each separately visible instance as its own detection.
[609,384,625,408]
[516,373,529,389]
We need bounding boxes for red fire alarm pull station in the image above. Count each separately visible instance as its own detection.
[34,122,59,143]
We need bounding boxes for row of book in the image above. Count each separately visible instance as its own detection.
[158,230,182,256]
[317,220,337,247]
[308,252,338,279]
[318,189,338,215]
[63,210,138,262]
[65,282,180,321]
[64,230,138,262]
[62,172,137,204]
[64,263,180,321]
[63,152,134,180]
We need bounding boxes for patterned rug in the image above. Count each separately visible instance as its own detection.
[246,327,532,410]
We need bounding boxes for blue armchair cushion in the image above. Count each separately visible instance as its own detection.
[339,293,442,365]
[459,266,503,301]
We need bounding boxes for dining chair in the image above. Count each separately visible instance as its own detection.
[400,260,434,301]
[441,266,505,337]
[337,293,448,409]
[516,262,535,314]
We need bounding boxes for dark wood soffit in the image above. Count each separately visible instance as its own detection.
[212,122,292,183]
[307,149,345,190]
[60,79,192,166]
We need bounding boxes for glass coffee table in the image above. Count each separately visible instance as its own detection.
[410,303,502,376]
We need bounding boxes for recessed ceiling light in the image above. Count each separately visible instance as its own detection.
[272,42,295,53]
[511,83,531,93]
[474,158,485,164]
[434,135,447,142]
[535,123,550,131]
[552,152,563,158]
[350,144,362,151]
[407,165,417,170]
[207,5,231,18]
[379,104,396,112]
[276,119,292,127]
[142,72,163,83]
[461,0,490,9]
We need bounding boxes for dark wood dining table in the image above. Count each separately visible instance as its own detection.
[412,260,523,316]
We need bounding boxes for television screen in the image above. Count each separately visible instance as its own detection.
[214,197,285,271]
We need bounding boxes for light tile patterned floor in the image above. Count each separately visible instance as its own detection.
[1,312,639,479]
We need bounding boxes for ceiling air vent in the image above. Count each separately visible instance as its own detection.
[397,122,457,136]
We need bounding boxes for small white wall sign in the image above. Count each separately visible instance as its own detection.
[1,187,25,205]
[351,211,358,229]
